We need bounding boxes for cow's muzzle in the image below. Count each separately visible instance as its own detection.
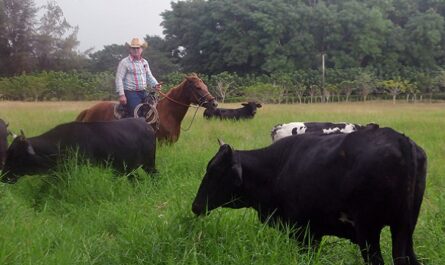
[192,201,209,216]
[203,99,218,111]
[1,174,17,184]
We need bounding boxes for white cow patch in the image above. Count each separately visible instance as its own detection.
[323,123,357,134]
[341,123,357,134]
[271,122,306,141]
[271,122,360,142]
[323,127,341,134]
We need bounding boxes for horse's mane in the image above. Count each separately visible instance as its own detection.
[163,73,199,97]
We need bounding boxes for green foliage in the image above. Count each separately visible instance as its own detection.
[0,71,115,101]
[0,0,86,76]
[0,102,444,264]
[160,0,445,75]
[380,77,411,103]
[244,82,283,103]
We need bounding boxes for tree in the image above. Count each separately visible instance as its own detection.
[403,9,445,67]
[210,71,239,103]
[271,72,293,103]
[0,0,85,76]
[36,1,87,71]
[338,80,356,102]
[143,35,179,79]
[0,0,37,75]
[355,70,377,101]
[88,44,127,73]
[381,77,409,104]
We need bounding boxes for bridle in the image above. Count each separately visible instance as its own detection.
[157,81,216,131]
[158,83,215,109]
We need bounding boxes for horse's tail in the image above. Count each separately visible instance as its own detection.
[75,109,88,122]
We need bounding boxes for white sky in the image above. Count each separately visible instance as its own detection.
[34,0,177,52]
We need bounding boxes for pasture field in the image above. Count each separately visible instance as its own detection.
[0,101,444,265]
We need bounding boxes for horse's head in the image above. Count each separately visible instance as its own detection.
[185,74,218,110]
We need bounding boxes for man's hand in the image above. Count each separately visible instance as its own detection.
[119,95,127,105]
[154,82,163,91]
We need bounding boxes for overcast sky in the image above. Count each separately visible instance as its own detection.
[34,0,177,52]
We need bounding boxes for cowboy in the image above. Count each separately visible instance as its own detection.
[115,37,162,117]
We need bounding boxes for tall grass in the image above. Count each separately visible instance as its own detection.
[0,101,444,265]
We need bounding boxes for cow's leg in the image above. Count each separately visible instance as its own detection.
[356,224,384,265]
[405,236,421,265]
[390,224,420,265]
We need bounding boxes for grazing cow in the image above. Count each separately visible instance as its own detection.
[192,126,427,265]
[0,119,9,169]
[271,122,372,142]
[1,118,156,184]
[203,101,262,120]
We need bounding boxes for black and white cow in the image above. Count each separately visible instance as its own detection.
[271,122,373,142]
[192,126,427,265]
[0,119,9,169]
[1,118,156,184]
[203,101,262,120]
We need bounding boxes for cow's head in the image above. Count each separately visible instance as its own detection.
[192,139,245,216]
[242,101,262,115]
[1,131,45,184]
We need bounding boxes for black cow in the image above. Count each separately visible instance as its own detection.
[192,126,427,265]
[203,101,262,120]
[1,118,156,184]
[0,119,9,169]
[271,121,373,142]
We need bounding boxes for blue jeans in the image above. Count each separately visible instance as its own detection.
[124,90,148,117]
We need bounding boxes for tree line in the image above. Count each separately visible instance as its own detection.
[1,0,445,103]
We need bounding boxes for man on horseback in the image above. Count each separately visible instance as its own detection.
[115,37,162,118]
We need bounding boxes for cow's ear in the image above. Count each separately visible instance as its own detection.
[241,103,248,106]
[256,103,262,108]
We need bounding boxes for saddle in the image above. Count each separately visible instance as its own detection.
[113,93,160,131]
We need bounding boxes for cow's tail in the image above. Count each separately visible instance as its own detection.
[408,139,427,228]
[393,134,426,262]
[75,109,88,122]
[399,136,418,228]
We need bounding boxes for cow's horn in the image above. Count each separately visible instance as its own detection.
[20,129,26,138]
[217,138,225,146]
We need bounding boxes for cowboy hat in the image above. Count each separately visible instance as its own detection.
[126,37,148,48]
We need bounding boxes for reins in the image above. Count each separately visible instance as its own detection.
[157,87,212,131]
[158,90,198,108]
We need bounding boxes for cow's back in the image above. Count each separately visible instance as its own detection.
[267,127,424,228]
[271,122,367,142]
[31,118,156,172]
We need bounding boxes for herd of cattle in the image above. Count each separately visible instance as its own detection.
[0,101,427,265]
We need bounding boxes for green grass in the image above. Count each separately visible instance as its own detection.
[0,101,444,264]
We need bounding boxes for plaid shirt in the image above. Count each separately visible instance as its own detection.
[115,55,158,96]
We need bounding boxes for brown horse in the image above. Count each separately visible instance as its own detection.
[76,74,218,143]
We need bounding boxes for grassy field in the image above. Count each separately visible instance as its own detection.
[0,101,444,265]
